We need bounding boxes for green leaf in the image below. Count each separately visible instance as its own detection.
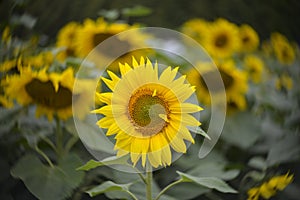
[77,155,129,171]
[165,182,210,200]
[74,116,114,154]
[177,171,237,193]
[86,181,132,197]
[248,157,267,170]
[189,126,211,140]
[221,111,261,149]
[122,5,152,17]
[266,134,300,166]
[11,154,84,200]
[98,9,119,21]
[187,161,240,181]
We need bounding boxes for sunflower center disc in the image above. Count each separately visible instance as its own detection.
[215,34,228,48]
[128,89,169,136]
[25,78,73,109]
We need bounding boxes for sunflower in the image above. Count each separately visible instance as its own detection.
[247,173,293,200]
[181,18,209,44]
[3,66,94,121]
[271,32,295,65]
[275,74,293,91]
[75,18,151,71]
[56,21,80,60]
[74,18,129,57]
[92,56,203,168]
[243,55,264,83]
[186,59,248,112]
[238,24,259,52]
[203,18,240,58]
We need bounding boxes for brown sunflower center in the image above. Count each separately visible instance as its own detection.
[215,34,228,48]
[93,33,131,58]
[199,68,234,92]
[220,69,234,89]
[242,35,250,44]
[25,78,72,109]
[128,89,169,136]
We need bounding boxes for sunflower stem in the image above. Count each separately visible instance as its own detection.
[146,163,153,200]
[34,144,54,168]
[154,179,183,200]
[55,116,64,159]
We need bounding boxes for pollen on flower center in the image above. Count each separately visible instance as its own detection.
[128,88,169,136]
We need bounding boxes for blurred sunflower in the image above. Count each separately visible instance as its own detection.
[275,74,293,90]
[93,56,203,168]
[271,32,295,65]
[56,21,81,60]
[247,172,293,200]
[243,55,264,83]
[203,18,240,58]
[0,58,19,72]
[181,18,209,44]
[3,67,94,121]
[75,18,151,71]
[186,60,248,113]
[239,24,259,52]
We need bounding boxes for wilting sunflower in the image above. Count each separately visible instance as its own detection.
[186,59,248,112]
[247,172,293,200]
[271,32,295,65]
[239,24,259,52]
[203,18,240,58]
[181,18,209,44]
[92,56,203,168]
[56,21,81,60]
[3,66,94,121]
[243,55,264,84]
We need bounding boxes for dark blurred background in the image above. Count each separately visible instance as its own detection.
[1,0,300,43]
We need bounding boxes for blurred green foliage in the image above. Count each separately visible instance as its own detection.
[1,0,300,42]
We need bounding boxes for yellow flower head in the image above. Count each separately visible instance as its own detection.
[56,21,81,60]
[181,18,209,44]
[74,18,130,57]
[204,18,240,58]
[247,172,294,200]
[239,24,260,52]
[93,56,203,168]
[3,66,94,121]
[186,59,248,113]
[247,187,260,200]
[271,32,295,65]
[74,18,151,71]
[275,74,293,91]
[243,55,264,84]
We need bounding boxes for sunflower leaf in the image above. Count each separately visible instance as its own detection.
[77,155,130,171]
[177,171,237,193]
[121,5,152,17]
[11,154,84,200]
[189,126,211,140]
[86,181,136,199]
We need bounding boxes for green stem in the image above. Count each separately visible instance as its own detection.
[154,179,183,200]
[126,190,139,200]
[55,116,64,159]
[146,163,153,200]
[65,136,78,154]
[34,145,54,168]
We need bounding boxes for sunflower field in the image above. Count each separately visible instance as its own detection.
[0,0,300,200]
